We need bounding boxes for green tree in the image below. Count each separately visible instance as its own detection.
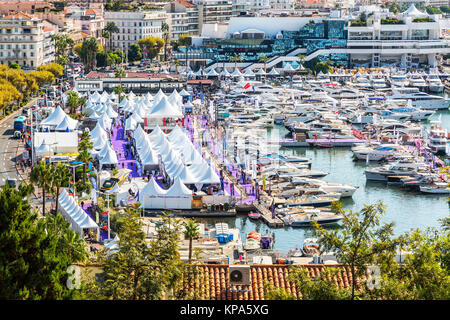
[83,211,184,300]
[115,68,126,101]
[128,43,142,62]
[161,22,170,61]
[80,37,100,71]
[184,219,200,262]
[66,91,85,114]
[312,201,396,300]
[138,36,165,61]
[52,163,72,213]
[77,131,93,184]
[104,21,119,51]
[0,184,85,299]
[231,53,241,70]
[113,85,125,102]
[30,160,55,216]
[259,55,268,74]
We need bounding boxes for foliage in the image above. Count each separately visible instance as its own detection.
[73,43,82,58]
[52,163,72,213]
[312,201,396,300]
[8,62,20,69]
[0,184,86,299]
[82,211,185,300]
[30,160,55,216]
[66,91,86,115]
[80,38,101,71]
[351,19,367,26]
[128,43,142,62]
[263,282,297,300]
[138,36,165,61]
[29,70,55,86]
[412,17,435,23]
[425,6,441,14]
[440,5,450,13]
[380,17,404,25]
[370,228,450,300]
[77,131,93,184]
[314,61,332,74]
[51,34,74,61]
[178,34,192,48]
[38,63,64,78]
[288,266,352,300]
[184,219,200,262]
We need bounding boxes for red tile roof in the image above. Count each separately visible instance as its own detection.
[85,9,98,15]
[180,264,364,300]
[2,11,35,19]
[177,0,196,8]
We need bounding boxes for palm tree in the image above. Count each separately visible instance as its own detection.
[298,54,306,69]
[259,55,268,74]
[115,68,126,101]
[231,54,241,70]
[174,59,180,73]
[77,131,93,184]
[161,22,170,62]
[184,219,200,262]
[104,21,119,51]
[52,163,72,214]
[30,160,55,216]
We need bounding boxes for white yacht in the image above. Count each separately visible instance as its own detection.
[408,74,428,91]
[364,161,429,181]
[390,74,409,87]
[353,144,402,161]
[371,77,388,89]
[427,124,448,154]
[388,87,449,110]
[427,74,444,93]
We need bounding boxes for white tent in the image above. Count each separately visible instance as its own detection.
[99,145,118,167]
[207,68,219,77]
[165,177,192,209]
[139,177,167,209]
[220,68,230,77]
[179,89,190,97]
[58,189,99,239]
[35,139,53,157]
[283,63,295,72]
[105,104,119,118]
[200,165,221,184]
[148,96,183,119]
[244,68,255,77]
[40,105,68,127]
[231,68,243,77]
[403,4,428,17]
[256,68,266,75]
[92,132,108,150]
[55,115,78,131]
[98,113,112,130]
[268,68,279,76]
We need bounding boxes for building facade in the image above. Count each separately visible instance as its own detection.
[0,12,55,68]
[175,5,450,69]
[192,0,233,31]
[164,0,199,40]
[104,10,168,50]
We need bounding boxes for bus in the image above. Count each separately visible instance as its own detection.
[13,116,27,133]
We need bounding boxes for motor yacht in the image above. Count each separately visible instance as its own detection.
[388,87,449,110]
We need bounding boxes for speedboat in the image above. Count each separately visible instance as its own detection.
[419,182,450,194]
[364,161,429,181]
[353,144,402,161]
[287,209,344,227]
[427,74,444,93]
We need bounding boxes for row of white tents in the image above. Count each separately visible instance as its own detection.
[58,189,99,239]
[134,124,220,188]
[40,105,79,131]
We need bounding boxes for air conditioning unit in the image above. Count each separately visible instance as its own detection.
[229,265,251,286]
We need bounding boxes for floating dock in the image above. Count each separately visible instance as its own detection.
[279,139,362,148]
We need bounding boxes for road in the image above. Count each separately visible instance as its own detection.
[0,112,22,185]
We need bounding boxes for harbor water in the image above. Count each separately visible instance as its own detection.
[203,110,450,252]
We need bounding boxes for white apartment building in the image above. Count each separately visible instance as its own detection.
[164,0,199,40]
[270,0,296,10]
[231,0,251,16]
[347,5,450,67]
[0,12,55,68]
[104,11,168,50]
[192,0,233,30]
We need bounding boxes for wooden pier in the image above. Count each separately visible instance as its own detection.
[253,201,285,228]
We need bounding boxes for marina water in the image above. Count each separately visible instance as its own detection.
[204,110,450,252]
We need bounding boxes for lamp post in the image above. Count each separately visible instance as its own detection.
[68,162,83,200]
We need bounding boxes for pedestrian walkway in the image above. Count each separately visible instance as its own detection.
[110,124,139,177]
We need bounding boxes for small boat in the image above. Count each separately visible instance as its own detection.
[248,212,261,220]
[245,232,261,251]
[419,182,450,194]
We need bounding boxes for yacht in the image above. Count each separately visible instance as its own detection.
[408,74,428,91]
[353,144,402,161]
[390,74,409,87]
[388,87,449,110]
[427,124,448,154]
[354,76,371,88]
[371,77,388,89]
[364,161,429,181]
[427,73,444,93]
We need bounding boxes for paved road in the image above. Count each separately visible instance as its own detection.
[0,114,22,185]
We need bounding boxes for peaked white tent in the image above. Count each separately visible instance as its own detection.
[148,96,183,119]
[179,89,190,97]
[99,145,118,167]
[165,177,192,209]
[231,68,243,77]
[268,68,279,76]
[40,106,68,128]
[139,177,167,209]
[55,115,78,131]
[35,139,53,156]
[244,68,255,77]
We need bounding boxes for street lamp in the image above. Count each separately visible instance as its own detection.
[67,162,83,200]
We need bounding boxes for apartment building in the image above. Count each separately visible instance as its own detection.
[65,0,105,9]
[164,0,199,40]
[347,5,449,67]
[192,0,233,30]
[0,12,55,68]
[104,10,169,50]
